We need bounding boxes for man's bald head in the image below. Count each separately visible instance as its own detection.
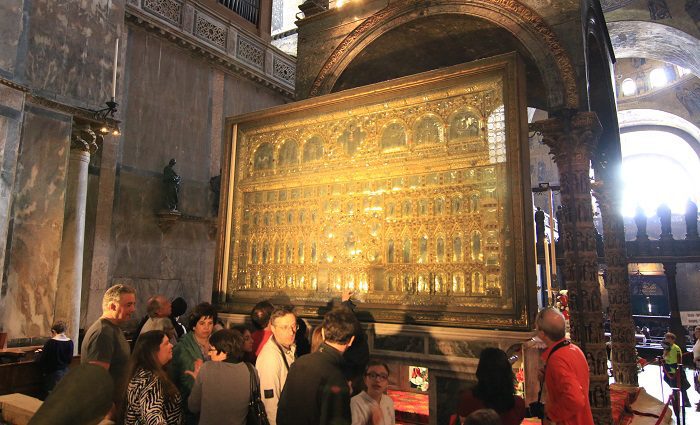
[536,307,566,343]
[147,295,171,318]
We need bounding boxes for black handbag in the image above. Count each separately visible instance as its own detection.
[245,362,270,425]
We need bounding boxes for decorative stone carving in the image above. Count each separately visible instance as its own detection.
[532,112,612,424]
[195,13,226,49]
[591,177,638,386]
[634,206,648,240]
[657,203,672,239]
[70,125,98,153]
[273,57,296,85]
[237,35,265,69]
[143,0,182,25]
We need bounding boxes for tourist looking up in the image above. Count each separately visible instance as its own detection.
[170,302,217,424]
[350,360,395,425]
[535,307,593,425]
[188,329,255,425]
[36,320,74,396]
[123,330,182,425]
[277,307,357,425]
[256,306,297,425]
[81,283,136,420]
[140,295,177,345]
[456,347,524,425]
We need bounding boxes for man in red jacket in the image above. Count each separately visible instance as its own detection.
[536,307,594,425]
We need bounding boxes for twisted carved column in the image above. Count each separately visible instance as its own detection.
[591,177,639,386]
[54,124,98,352]
[531,112,612,425]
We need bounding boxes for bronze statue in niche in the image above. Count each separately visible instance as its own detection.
[163,158,181,211]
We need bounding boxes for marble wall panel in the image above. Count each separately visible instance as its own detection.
[110,169,216,325]
[122,28,212,182]
[113,277,187,327]
[223,70,291,118]
[0,105,70,338]
[374,334,425,353]
[0,0,24,76]
[0,85,25,294]
[23,0,124,107]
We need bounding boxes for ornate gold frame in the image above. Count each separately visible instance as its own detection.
[216,53,535,329]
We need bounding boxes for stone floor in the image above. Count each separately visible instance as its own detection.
[635,365,699,424]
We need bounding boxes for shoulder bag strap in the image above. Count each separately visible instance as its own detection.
[537,340,571,403]
[245,362,259,400]
[275,341,290,371]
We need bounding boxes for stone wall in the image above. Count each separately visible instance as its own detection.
[0,105,71,338]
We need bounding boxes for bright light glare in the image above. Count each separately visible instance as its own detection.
[649,68,668,89]
[621,78,637,96]
[620,130,700,216]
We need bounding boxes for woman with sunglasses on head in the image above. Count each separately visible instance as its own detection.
[351,360,395,425]
[123,330,183,425]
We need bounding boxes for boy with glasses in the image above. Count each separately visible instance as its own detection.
[350,360,395,425]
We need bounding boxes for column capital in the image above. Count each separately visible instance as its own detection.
[530,112,602,164]
[71,125,98,154]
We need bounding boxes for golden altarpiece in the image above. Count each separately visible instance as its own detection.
[216,54,537,422]
[218,53,535,327]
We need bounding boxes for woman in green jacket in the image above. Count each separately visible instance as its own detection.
[170,302,217,424]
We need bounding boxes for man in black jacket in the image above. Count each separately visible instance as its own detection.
[277,308,358,425]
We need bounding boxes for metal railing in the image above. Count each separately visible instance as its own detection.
[218,0,260,25]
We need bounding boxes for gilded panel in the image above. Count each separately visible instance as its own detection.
[221,54,534,328]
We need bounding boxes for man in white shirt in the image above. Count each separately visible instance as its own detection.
[256,306,297,425]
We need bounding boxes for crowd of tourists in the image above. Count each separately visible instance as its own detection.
[34,283,623,425]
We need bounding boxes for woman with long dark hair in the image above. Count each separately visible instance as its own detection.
[124,330,183,425]
[456,347,525,425]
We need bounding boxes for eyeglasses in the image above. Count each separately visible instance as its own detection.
[365,372,389,381]
[274,324,298,332]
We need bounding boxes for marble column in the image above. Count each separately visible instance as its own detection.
[531,112,612,425]
[54,124,97,350]
[591,177,639,386]
[662,262,686,350]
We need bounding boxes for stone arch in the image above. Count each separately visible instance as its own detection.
[618,109,700,158]
[308,0,578,109]
[607,21,700,77]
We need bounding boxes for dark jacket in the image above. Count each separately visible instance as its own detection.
[277,343,351,425]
